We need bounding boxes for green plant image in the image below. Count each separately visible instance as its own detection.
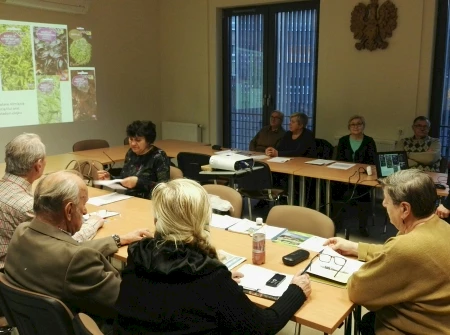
[0,24,35,91]
[36,75,62,124]
[34,27,68,77]
[69,37,92,66]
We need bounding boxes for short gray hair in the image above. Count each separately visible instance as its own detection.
[291,112,308,127]
[5,133,46,176]
[348,115,366,128]
[381,169,437,218]
[33,172,80,215]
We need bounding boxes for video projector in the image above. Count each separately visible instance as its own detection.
[209,153,254,172]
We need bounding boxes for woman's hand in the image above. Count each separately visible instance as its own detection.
[265,147,278,157]
[291,272,311,298]
[323,237,358,257]
[97,170,110,180]
[436,204,450,219]
[231,271,244,283]
[121,176,138,189]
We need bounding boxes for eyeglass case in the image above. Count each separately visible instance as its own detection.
[282,249,310,266]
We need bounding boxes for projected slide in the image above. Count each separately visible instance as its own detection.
[0,19,96,128]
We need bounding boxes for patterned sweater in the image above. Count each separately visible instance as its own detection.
[118,146,170,199]
[395,136,441,172]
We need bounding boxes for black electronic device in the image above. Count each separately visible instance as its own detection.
[282,249,310,266]
[265,273,287,287]
[435,183,446,190]
[374,151,409,179]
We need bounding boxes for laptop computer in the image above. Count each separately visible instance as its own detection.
[375,151,409,180]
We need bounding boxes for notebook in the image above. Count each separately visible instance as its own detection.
[374,151,409,179]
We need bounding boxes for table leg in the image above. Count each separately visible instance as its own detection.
[344,309,353,335]
[326,180,331,216]
[353,305,362,335]
[315,178,321,211]
[299,176,305,207]
[371,188,376,226]
[288,175,294,205]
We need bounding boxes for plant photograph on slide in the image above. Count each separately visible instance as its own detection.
[0,24,35,91]
[34,27,69,80]
[71,69,97,121]
[36,75,62,124]
[68,27,92,67]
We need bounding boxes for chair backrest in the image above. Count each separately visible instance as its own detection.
[65,160,103,188]
[72,314,103,335]
[0,273,75,335]
[440,157,448,173]
[266,205,335,238]
[315,138,334,159]
[203,184,243,218]
[73,139,110,152]
[170,166,183,180]
[177,152,212,183]
[237,161,273,190]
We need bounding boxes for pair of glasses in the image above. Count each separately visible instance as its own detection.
[349,123,363,127]
[301,251,347,278]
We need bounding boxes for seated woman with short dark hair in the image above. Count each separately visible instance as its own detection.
[98,120,170,199]
[114,179,311,334]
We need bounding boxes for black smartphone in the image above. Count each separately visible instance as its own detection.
[265,273,286,287]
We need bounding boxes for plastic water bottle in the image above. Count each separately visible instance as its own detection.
[252,217,266,265]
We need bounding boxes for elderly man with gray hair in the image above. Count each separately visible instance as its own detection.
[0,133,103,271]
[4,171,151,328]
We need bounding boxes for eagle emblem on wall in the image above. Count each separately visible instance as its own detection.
[350,0,398,51]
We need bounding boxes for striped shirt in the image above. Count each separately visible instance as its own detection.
[0,173,103,270]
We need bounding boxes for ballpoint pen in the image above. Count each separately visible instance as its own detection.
[301,249,324,275]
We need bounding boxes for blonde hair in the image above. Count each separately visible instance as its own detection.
[347,115,366,129]
[151,179,217,258]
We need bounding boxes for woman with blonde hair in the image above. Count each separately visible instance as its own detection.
[114,179,311,334]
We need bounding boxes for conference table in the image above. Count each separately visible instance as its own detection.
[71,140,449,210]
[87,186,356,335]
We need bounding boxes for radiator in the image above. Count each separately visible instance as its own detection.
[334,136,396,152]
[161,122,202,142]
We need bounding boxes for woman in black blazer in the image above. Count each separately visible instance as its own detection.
[333,115,377,237]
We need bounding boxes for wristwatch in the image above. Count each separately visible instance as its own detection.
[112,234,121,248]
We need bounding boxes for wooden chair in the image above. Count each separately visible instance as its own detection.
[266,205,335,238]
[72,139,109,152]
[170,166,183,180]
[72,314,103,335]
[203,184,243,218]
[0,273,103,335]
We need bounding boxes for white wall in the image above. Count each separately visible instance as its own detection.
[159,0,438,145]
[0,0,159,162]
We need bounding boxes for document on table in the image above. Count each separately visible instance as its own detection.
[87,192,132,206]
[83,209,120,220]
[210,214,241,229]
[305,159,335,166]
[93,179,124,186]
[306,247,364,284]
[327,162,356,170]
[298,236,328,252]
[238,264,293,301]
[217,250,246,270]
[267,157,292,163]
[272,230,313,247]
[226,219,287,239]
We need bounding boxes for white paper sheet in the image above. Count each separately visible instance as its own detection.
[210,214,241,229]
[305,159,335,166]
[267,157,292,163]
[327,163,356,170]
[298,236,328,252]
[217,250,246,270]
[93,179,124,186]
[87,192,132,206]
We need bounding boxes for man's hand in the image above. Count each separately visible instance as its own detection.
[97,170,111,180]
[436,204,450,219]
[265,147,279,157]
[231,271,244,283]
[291,272,311,298]
[121,176,138,189]
[323,237,358,257]
[119,229,153,246]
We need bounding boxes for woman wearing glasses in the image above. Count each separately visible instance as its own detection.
[114,179,311,334]
[98,120,170,199]
[332,115,377,237]
[325,169,450,335]
[395,116,441,172]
